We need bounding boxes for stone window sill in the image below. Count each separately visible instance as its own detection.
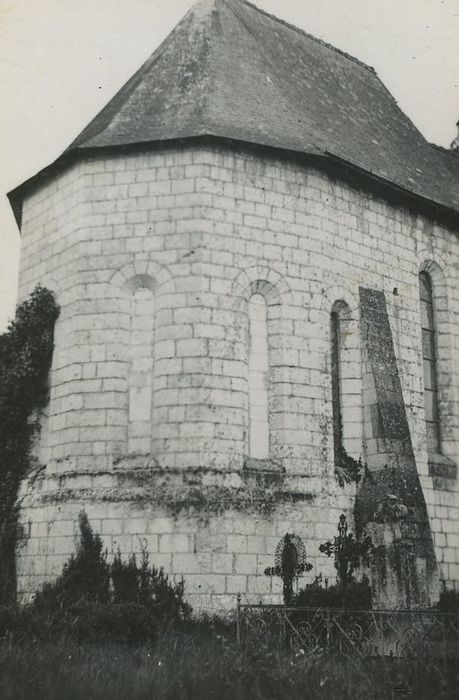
[428,453,457,481]
[243,457,284,487]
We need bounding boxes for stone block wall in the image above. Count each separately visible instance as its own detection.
[17,488,354,610]
[15,142,459,606]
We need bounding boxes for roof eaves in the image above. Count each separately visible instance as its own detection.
[7,134,459,232]
[323,149,459,225]
[7,149,80,230]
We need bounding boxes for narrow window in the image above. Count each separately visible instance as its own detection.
[419,272,441,454]
[128,287,155,453]
[331,310,343,463]
[248,294,269,459]
[330,300,362,462]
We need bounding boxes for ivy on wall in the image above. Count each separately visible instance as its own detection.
[335,446,363,487]
[0,286,59,604]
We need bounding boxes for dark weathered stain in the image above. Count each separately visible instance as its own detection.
[356,287,438,608]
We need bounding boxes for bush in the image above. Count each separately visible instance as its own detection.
[293,574,372,610]
[32,512,110,610]
[437,587,459,613]
[111,550,191,623]
[287,576,373,655]
[15,513,192,643]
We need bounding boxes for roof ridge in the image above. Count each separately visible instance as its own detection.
[225,0,376,73]
[430,142,458,158]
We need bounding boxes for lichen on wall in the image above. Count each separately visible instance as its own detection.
[356,286,438,608]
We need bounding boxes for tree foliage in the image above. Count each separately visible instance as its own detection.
[0,286,59,604]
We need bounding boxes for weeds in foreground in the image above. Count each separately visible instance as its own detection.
[0,628,456,700]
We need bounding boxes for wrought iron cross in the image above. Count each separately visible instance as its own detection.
[319,514,372,586]
[264,533,313,605]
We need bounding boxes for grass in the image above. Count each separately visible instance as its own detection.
[0,628,457,700]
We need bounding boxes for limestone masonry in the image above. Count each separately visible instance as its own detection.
[8,0,459,611]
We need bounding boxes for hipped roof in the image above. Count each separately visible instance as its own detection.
[8,0,459,224]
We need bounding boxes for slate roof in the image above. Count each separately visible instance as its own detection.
[9,0,459,220]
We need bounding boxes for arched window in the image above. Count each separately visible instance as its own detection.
[248,293,269,459]
[419,271,441,454]
[330,300,362,464]
[128,284,155,453]
[331,309,343,463]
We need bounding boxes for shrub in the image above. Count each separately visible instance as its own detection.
[293,574,372,610]
[20,514,191,643]
[437,587,459,613]
[111,550,191,623]
[32,512,110,610]
[111,553,138,604]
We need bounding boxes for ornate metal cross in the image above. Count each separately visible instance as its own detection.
[264,533,313,605]
[319,514,373,586]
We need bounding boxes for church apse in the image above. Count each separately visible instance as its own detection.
[7,0,459,609]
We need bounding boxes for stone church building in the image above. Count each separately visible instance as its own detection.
[8,0,459,610]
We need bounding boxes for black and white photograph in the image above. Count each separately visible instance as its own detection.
[0,1,458,697]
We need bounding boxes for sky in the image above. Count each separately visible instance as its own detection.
[0,0,458,330]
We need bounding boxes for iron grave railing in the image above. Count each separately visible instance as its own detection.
[236,601,459,661]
